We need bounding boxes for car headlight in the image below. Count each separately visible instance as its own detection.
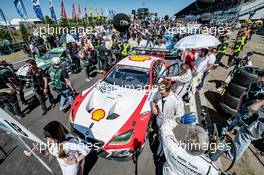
[109,130,134,145]
[109,149,132,158]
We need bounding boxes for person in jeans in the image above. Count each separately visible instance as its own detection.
[227,102,264,160]
[228,71,264,131]
[194,48,216,90]
[48,57,75,112]
[227,71,264,160]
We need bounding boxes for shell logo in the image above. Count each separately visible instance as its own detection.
[129,55,151,62]
[91,109,105,121]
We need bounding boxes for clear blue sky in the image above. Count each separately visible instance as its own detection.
[0,0,194,20]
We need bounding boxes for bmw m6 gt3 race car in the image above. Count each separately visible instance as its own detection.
[69,54,168,160]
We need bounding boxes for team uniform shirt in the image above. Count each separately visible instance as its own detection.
[160,119,219,175]
[48,67,69,91]
[153,91,184,126]
[170,69,193,98]
[27,68,45,89]
[0,67,13,90]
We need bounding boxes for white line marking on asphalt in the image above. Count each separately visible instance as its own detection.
[24,90,33,97]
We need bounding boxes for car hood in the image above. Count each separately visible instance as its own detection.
[35,58,52,69]
[73,81,148,145]
[16,64,29,76]
[16,60,52,76]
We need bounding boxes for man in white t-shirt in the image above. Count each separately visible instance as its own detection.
[194,48,216,89]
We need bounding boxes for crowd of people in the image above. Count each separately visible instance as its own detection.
[0,17,263,175]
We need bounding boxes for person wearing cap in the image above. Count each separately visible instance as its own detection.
[26,59,55,115]
[160,115,219,175]
[48,57,75,112]
[0,61,24,119]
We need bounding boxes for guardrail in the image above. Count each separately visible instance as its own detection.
[0,41,27,54]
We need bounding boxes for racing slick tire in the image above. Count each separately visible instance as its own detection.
[252,138,264,152]
[228,80,247,98]
[232,67,262,87]
[223,90,240,110]
[219,99,236,116]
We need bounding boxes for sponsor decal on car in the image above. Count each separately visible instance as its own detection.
[128,55,151,62]
[91,109,106,121]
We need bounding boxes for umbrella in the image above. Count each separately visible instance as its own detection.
[59,34,77,44]
[175,34,221,49]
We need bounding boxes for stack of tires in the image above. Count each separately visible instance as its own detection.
[220,67,262,115]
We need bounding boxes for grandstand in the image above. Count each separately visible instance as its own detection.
[239,0,264,20]
[175,0,263,24]
[175,0,240,17]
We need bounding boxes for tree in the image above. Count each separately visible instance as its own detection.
[60,18,69,28]
[44,15,53,25]
[0,29,11,40]
[19,23,29,41]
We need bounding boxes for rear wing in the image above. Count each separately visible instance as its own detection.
[132,47,180,59]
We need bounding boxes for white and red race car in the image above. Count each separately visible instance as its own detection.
[69,54,170,160]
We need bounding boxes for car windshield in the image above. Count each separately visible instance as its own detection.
[104,65,149,89]
[42,51,61,60]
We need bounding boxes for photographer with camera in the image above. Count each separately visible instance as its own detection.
[227,71,264,160]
